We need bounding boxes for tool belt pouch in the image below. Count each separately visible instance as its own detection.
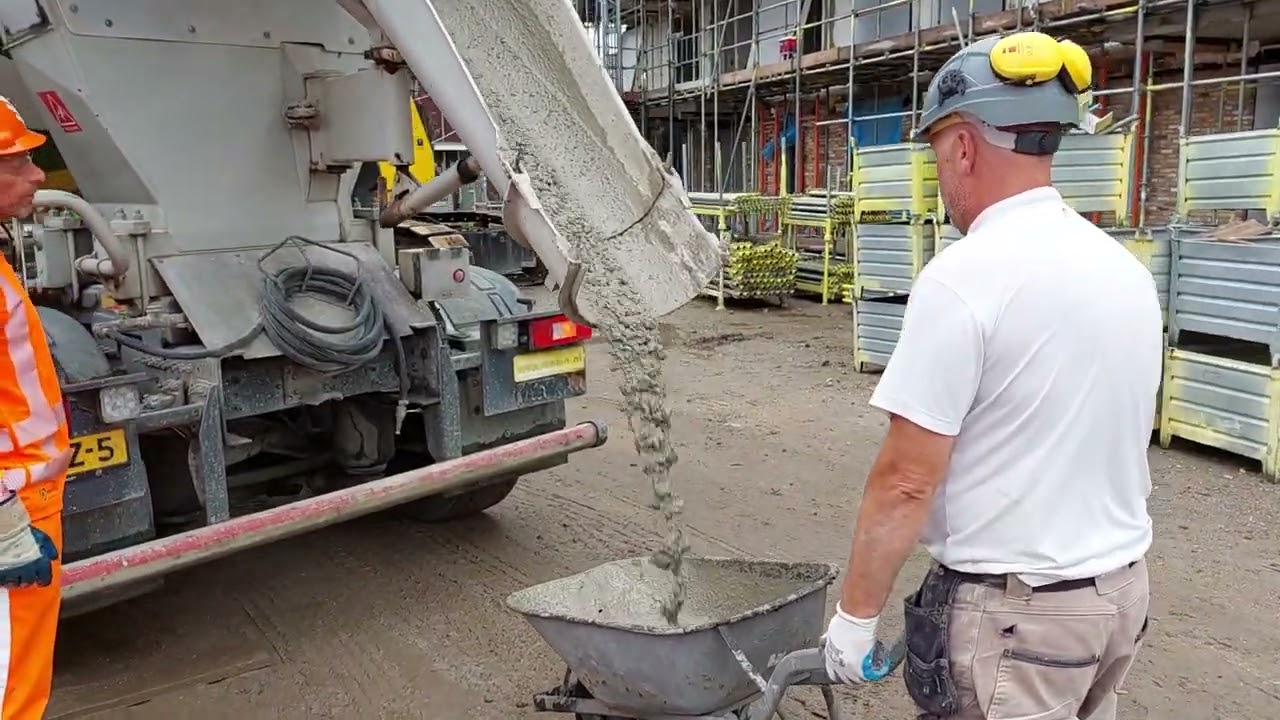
[902,564,963,717]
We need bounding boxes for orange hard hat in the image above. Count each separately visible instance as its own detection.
[0,95,44,156]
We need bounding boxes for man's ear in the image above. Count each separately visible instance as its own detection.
[955,127,978,174]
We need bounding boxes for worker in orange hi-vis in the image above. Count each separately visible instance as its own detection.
[0,95,72,720]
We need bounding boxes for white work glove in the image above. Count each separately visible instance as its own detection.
[0,494,57,587]
[822,604,895,684]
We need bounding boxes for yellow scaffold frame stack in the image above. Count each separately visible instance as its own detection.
[690,192,797,309]
[773,152,854,303]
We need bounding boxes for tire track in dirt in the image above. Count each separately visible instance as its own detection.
[507,483,753,558]
[316,518,547,709]
[201,519,538,718]
[232,522,482,718]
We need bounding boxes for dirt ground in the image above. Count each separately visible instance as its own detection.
[51,298,1280,719]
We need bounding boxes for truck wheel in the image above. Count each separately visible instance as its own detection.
[399,477,519,523]
[385,449,519,522]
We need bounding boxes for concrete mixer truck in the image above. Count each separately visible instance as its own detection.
[0,0,720,611]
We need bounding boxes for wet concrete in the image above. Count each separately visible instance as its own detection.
[506,556,836,632]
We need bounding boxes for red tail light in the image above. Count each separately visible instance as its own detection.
[527,314,592,350]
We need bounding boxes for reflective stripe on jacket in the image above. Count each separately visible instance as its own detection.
[0,260,69,520]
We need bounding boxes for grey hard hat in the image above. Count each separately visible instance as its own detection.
[911,35,1082,143]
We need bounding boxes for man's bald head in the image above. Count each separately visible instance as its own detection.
[927,114,1056,233]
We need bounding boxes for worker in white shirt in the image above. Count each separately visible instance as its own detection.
[821,32,1163,720]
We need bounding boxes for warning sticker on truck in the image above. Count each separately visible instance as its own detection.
[36,91,82,133]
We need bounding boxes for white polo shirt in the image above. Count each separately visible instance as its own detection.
[870,186,1161,585]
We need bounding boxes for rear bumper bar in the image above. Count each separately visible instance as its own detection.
[62,421,608,601]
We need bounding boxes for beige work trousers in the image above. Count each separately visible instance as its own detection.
[941,559,1150,720]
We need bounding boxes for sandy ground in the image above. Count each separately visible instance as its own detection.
[52,298,1280,719]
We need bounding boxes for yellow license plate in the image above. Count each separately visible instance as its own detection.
[68,428,129,476]
[512,345,586,383]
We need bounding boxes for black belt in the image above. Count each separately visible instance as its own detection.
[941,560,1138,593]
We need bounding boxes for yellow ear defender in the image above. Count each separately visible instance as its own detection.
[989,32,1093,95]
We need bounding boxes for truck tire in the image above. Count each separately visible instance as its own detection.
[399,477,519,523]
[385,449,519,522]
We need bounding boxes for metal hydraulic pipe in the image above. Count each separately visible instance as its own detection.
[667,0,674,164]
[1095,86,1138,97]
[1178,0,1197,139]
[1237,3,1252,132]
[1139,56,1155,228]
[613,0,621,90]
[1148,68,1280,93]
[1129,0,1146,119]
[33,190,132,279]
[379,154,482,227]
[61,421,608,600]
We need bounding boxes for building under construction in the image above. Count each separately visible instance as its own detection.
[569,1,1276,216]
[567,0,1280,479]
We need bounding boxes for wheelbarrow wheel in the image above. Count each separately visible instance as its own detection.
[561,676,627,720]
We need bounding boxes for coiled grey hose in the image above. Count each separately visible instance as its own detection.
[103,245,411,428]
[260,264,384,374]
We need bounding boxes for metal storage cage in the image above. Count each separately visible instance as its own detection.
[935,224,963,256]
[1167,230,1280,365]
[1176,128,1280,223]
[852,298,906,373]
[1159,345,1280,479]
[851,223,936,299]
[1109,227,1172,316]
[849,143,939,223]
[1153,334,1165,434]
[1052,132,1133,223]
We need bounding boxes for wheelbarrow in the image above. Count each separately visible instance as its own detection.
[506,556,906,719]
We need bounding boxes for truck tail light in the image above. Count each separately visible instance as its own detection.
[527,314,592,350]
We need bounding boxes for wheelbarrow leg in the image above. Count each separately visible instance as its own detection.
[820,686,844,720]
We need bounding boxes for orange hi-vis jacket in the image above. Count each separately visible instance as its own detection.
[0,258,69,520]
[0,256,71,720]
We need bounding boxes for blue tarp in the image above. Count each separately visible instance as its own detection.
[759,95,905,164]
[850,96,904,147]
[760,113,796,162]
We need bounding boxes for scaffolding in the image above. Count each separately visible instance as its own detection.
[590,0,1279,217]
[582,0,1280,307]
[568,0,1280,478]
[575,1,1279,311]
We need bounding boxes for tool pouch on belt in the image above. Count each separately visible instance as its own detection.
[902,564,964,717]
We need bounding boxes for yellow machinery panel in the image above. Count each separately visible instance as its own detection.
[379,101,438,197]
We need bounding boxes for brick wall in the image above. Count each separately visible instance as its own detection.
[1102,66,1257,225]
[755,109,853,195]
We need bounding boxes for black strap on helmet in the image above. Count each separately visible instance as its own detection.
[1011,129,1062,156]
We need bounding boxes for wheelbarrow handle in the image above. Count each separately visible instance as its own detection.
[744,637,906,720]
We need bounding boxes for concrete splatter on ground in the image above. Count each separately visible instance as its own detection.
[53,299,1280,720]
